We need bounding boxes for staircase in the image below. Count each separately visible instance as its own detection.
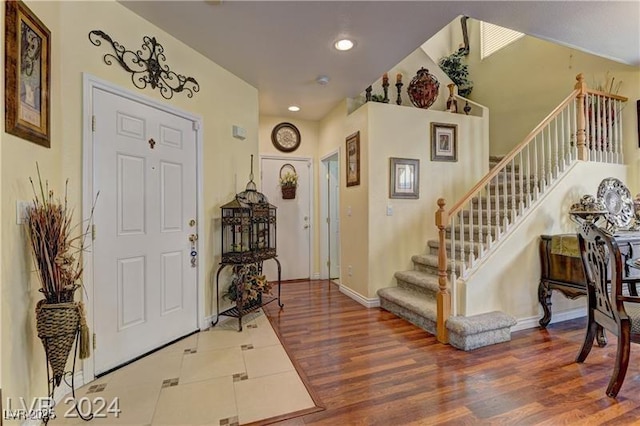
[377,157,517,351]
[378,74,627,350]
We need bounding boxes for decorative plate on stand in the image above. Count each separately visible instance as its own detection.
[596,177,634,229]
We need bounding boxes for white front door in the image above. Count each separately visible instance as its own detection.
[260,157,312,281]
[92,88,198,374]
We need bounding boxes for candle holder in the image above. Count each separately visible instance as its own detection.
[382,79,390,103]
[365,86,372,102]
[395,82,403,105]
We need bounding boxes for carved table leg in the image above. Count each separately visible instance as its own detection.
[538,280,552,327]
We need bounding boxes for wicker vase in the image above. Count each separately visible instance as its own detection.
[36,300,80,387]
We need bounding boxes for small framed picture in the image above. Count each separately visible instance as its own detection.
[4,0,51,148]
[389,157,419,199]
[346,131,360,187]
[431,123,457,162]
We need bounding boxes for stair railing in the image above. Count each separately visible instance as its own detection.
[435,73,628,343]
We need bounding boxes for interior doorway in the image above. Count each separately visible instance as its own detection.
[260,156,313,281]
[320,151,340,280]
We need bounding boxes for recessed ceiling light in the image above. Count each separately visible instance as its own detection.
[288,105,300,112]
[334,39,354,51]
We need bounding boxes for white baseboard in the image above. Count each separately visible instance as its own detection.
[512,307,585,332]
[339,284,380,308]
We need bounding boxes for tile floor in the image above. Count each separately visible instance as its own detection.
[50,310,315,425]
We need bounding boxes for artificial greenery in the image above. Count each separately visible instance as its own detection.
[438,48,473,98]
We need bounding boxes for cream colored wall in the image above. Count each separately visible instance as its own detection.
[2,0,258,407]
[366,103,489,298]
[339,106,370,297]
[258,116,321,276]
[464,162,627,324]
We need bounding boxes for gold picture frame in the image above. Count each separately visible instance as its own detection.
[5,0,51,147]
[431,122,457,162]
[346,131,360,187]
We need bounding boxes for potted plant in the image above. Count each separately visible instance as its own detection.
[279,164,298,199]
[25,166,91,387]
[438,47,473,98]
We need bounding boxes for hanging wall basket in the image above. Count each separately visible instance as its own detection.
[280,163,297,200]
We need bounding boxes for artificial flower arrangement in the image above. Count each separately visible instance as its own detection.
[279,170,298,199]
[224,263,272,307]
[279,171,298,188]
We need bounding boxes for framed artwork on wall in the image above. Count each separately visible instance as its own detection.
[4,0,51,148]
[346,131,360,187]
[389,157,419,199]
[431,122,457,162]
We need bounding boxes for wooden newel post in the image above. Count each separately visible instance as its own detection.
[435,198,450,343]
[574,73,588,161]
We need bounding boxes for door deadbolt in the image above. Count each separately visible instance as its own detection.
[189,219,196,227]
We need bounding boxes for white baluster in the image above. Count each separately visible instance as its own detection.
[533,137,539,200]
[519,152,525,214]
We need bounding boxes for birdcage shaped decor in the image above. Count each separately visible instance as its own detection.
[220,159,277,264]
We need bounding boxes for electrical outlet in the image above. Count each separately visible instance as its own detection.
[347,206,352,216]
[386,205,393,216]
[16,200,30,225]
[348,265,353,276]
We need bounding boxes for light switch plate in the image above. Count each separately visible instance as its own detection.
[16,200,30,225]
[387,205,393,216]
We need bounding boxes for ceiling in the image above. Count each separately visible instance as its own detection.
[121,1,640,121]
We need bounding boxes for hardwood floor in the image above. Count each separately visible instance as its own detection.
[263,280,640,425]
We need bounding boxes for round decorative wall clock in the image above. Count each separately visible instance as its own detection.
[271,122,301,152]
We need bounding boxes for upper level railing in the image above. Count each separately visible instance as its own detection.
[435,73,628,343]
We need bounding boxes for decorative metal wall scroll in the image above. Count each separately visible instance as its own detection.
[88,30,199,99]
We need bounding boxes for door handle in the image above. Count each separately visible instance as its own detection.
[189,234,198,243]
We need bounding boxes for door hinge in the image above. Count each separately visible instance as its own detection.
[93,333,97,350]
[326,260,330,267]
[92,115,96,132]
[192,121,200,131]
[92,224,96,240]
[326,217,330,224]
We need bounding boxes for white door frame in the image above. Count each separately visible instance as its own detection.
[320,149,340,280]
[81,74,205,383]
[259,154,314,279]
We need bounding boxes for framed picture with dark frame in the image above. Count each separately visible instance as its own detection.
[431,122,457,162]
[5,0,51,148]
[389,157,419,199]
[346,131,360,187]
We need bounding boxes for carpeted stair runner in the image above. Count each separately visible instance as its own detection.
[378,157,517,351]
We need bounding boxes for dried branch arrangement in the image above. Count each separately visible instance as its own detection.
[25,165,91,303]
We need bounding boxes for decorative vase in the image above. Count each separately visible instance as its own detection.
[36,300,81,387]
[463,101,472,115]
[407,68,439,109]
[446,83,458,113]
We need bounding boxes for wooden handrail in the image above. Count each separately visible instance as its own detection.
[447,90,579,216]
[446,76,628,217]
[585,88,628,102]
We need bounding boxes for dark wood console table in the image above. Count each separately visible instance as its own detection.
[538,231,640,328]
